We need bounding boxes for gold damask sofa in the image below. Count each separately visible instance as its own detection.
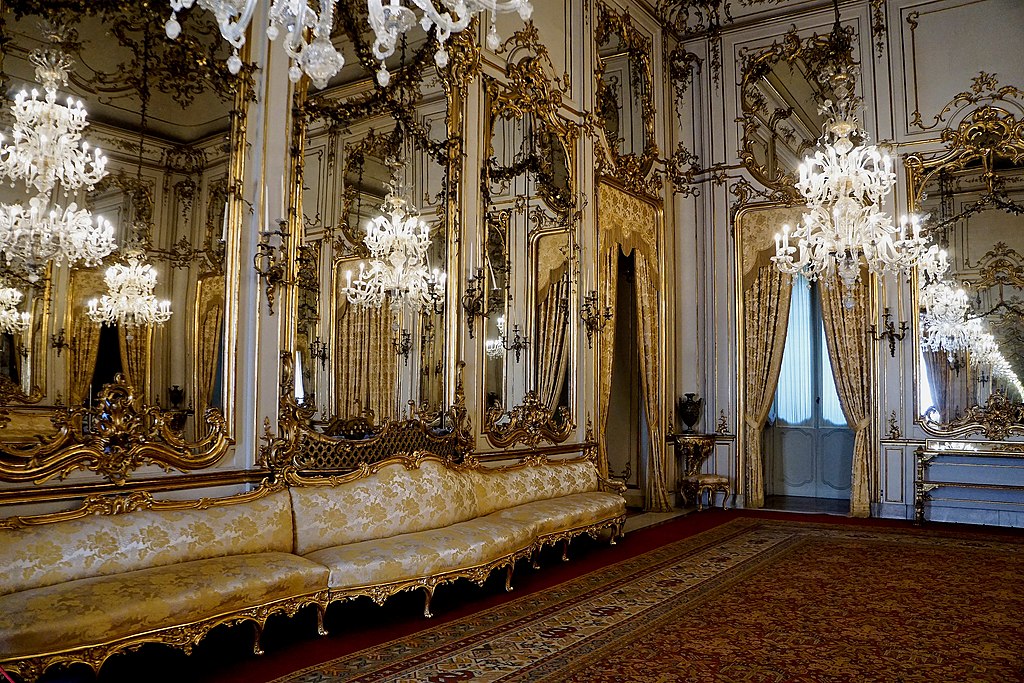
[0,453,626,681]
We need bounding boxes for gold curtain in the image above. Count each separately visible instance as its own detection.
[536,270,570,412]
[596,182,670,510]
[67,270,105,406]
[634,254,672,511]
[119,326,152,401]
[820,278,874,518]
[742,265,792,509]
[597,248,619,479]
[335,299,397,421]
[195,275,225,426]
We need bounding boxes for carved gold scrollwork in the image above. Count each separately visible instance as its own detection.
[921,392,1024,441]
[594,2,660,198]
[483,391,575,449]
[260,357,472,474]
[0,374,232,485]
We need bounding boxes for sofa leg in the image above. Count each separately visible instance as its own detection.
[608,526,617,546]
[252,620,265,656]
[561,539,570,562]
[422,586,435,619]
[316,605,329,637]
[531,548,541,570]
[505,564,515,592]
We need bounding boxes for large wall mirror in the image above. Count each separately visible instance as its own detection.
[296,90,449,431]
[479,44,579,449]
[908,102,1024,439]
[594,2,657,192]
[0,3,246,482]
[738,27,852,197]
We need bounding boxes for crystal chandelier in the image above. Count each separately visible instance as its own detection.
[0,287,30,334]
[0,43,115,280]
[165,0,531,89]
[772,1,927,306]
[342,187,445,312]
[367,0,532,85]
[87,250,172,332]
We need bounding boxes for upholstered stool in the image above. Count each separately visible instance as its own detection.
[680,474,730,511]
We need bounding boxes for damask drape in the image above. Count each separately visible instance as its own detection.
[67,270,105,406]
[334,298,398,421]
[597,248,619,480]
[742,266,792,509]
[597,182,671,511]
[821,278,874,518]
[195,275,225,426]
[119,327,151,402]
[536,271,570,412]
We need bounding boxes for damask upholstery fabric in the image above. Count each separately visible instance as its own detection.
[468,462,599,517]
[489,492,625,537]
[304,517,532,589]
[0,552,329,658]
[289,460,479,555]
[0,489,295,596]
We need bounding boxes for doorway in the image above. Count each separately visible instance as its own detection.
[606,248,647,508]
[764,276,853,514]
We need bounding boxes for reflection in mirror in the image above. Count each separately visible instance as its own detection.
[738,28,845,195]
[0,5,244,442]
[482,68,577,437]
[301,100,448,428]
[594,2,656,178]
[910,104,1024,435]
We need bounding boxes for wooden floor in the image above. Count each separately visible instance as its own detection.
[763,495,849,515]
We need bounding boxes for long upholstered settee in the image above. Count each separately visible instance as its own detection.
[0,453,626,681]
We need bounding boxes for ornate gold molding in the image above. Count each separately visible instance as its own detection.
[261,358,472,474]
[483,390,575,449]
[0,374,232,485]
[594,2,659,198]
[921,392,1024,441]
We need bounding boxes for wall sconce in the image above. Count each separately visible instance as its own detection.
[168,385,185,408]
[309,336,329,370]
[580,289,612,349]
[394,328,413,365]
[51,328,75,356]
[868,307,908,358]
[503,322,530,363]
[461,266,486,339]
[253,221,290,314]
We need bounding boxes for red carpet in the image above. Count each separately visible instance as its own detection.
[41,510,1024,683]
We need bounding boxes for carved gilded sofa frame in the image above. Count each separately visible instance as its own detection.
[1,451,626,681]
[0,484,329,683]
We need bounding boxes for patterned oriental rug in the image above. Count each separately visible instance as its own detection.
[269,516,1024,683]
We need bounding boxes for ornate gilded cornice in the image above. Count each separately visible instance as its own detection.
[0,375,232,485]
[483,391,575,449]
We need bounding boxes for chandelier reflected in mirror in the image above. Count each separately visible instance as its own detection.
[87,249,173,334]
[342,179,446,312]
[0,40,115,281]
[0,287,30,334]
[165,0,531,89]
[771,1,927,306]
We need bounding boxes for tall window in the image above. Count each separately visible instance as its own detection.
[774,276,846,426]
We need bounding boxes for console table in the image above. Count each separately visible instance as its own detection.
[667,433,729,510]
[914,441,1024,525]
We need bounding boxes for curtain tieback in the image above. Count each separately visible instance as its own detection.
[852,417,871,432]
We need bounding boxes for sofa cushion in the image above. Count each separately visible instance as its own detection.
[303,517,532,589]
[289,459,478,555]
[489,492,626,538]
[0,489,295,596]
[0,551,329,658]
[468,461,600,516]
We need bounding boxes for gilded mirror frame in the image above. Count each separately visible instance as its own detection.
[479,28,580,451]
[0,2,251,485]
[593,1,658,197]
[906,77,1024,440]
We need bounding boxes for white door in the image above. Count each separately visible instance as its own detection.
[765,277,853,500]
